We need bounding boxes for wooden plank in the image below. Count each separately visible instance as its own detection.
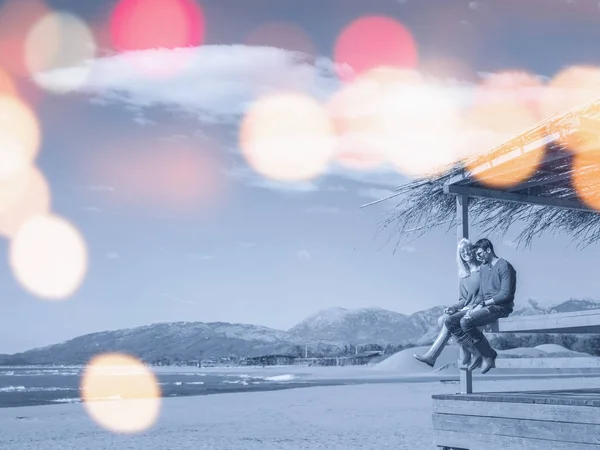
[495,357,600,370]
[497,310,600,333]
[433,389,600,407]
[433,413,600,444]
[444,184,594,212]
[434,429,600,450]
[434,398,600,424]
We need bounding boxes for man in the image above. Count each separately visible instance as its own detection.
[444,238,517,374]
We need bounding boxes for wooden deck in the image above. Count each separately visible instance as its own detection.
[433,389,600,449]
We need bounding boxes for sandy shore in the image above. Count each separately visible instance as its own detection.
[1,375,599,450]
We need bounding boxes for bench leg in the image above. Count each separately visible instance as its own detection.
[458,349,473,394]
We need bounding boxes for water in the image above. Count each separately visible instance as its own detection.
[0,366,320,408]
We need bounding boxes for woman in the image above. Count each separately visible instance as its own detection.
[413,238,481,368]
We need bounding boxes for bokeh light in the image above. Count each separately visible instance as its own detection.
[88,140,225,215]
[240,92,335,181]
[475,70,544,119]
[81,353,161,434]
[0,95,41,181]
[329,67,463,177]
[110,0,204,76]
[463,72,545,187]
[0,166,49,237]
[334,16,417,81]
[540,65,600,119]
[572,151,600,211]
[0,0,50,77]
[9,213,87,300]
[25,11,97,92]
[0,67,17,96]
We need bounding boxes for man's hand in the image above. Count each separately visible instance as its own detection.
[444,306,457,315]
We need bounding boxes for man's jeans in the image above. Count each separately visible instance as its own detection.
[444,306,508,357]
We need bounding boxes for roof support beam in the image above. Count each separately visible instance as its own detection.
[507,172,573,192]
[444,184,596,212]
[455,195,472,395]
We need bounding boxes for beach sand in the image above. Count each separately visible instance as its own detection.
[1,374,599,450]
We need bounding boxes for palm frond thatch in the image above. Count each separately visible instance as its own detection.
[368,99,600,251]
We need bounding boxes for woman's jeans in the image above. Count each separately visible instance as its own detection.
[444,306,509,358]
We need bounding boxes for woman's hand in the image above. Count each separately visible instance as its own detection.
[444,306,457,315]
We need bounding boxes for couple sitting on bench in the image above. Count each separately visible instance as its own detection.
[414,238,517,374]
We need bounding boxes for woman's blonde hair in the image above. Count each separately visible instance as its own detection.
[457,238,473,279]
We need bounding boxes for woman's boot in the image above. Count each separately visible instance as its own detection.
[456,334,482,370]
[413,326,451,367]
[460,346,472,366]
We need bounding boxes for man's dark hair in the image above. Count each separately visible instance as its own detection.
[475,238,495,255]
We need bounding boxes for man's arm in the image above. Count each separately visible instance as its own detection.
[484,263,515,306]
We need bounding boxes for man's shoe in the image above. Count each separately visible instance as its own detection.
[480,351,497,374]
[413,353,434,367]
[467,354,482,371]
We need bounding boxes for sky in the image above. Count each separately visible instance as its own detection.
[1,0,600,353]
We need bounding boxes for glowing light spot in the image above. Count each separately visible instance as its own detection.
[329,67,463,177]
[0,95,41,180]
[81,353,161,434]
[87,141,225,215]
[572,152,600,211]
[110,0,204,76]
[0,169,31,216]
[475,70,544,119]
[334,16,417,81]
[0,67,16,96]
[9,213,87,300]
[25,12,97,93]
[240,92,335,181]
[540,66,600,119]
[0,0,49,76]
[0,167,50,238]
[463,73,544,188]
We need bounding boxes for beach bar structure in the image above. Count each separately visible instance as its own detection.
[365,98,600,449]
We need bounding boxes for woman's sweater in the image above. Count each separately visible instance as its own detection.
[452,270,481,310]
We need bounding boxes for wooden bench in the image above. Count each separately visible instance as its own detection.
[434,309,600,450]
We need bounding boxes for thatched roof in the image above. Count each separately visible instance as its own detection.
[365,98,600,250]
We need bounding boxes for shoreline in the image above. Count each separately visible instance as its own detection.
[3,369,600,409]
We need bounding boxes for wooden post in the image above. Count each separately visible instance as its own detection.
[456,195,472,394]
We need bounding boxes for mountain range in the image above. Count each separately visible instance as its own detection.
[2,298,599,365]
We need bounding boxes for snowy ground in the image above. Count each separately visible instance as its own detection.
[1,374,600,450]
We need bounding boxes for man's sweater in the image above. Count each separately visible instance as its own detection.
[478,258,517,312]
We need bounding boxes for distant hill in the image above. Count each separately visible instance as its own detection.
[288,306,445,346]
[0,322,334,366]
[2,299,599,365]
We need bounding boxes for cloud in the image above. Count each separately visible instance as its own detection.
[297,249,311,261]
[106,252,121,260]
[39,46,565,196]
[239,242,257,248]
[187,253,213,260]
[303,206,341,214]
[36,45,339,123]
